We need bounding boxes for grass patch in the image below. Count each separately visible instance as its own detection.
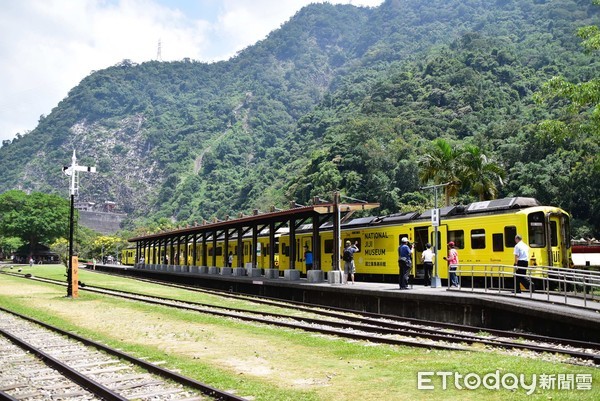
[6,264,329,318]
[1,267,599,400]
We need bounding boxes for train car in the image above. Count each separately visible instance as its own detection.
[289,197,571,281]
[123,197,571,283]
[125,233,280,269]
[121,247,136,265]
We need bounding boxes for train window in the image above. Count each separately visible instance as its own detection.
[265,244,270,256]
[282,244,290,257]
[399,234,409,245]
[492,233,504,252]
[344,238,361,253]
[216,246,222,256]
[324,239,334,254]
[471,229,486,249]
[504,226,517,247]
[528,212,546,248]
[550,221,558,247]
[448,230,464,249]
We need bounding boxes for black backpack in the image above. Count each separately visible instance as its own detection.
[342,247,353,262]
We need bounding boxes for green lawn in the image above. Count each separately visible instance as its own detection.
[0,264,598,401]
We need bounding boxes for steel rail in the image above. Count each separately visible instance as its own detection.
[7,272,599,364]
[75,270,600,351]
[0,325,128,401]
[0,305,245,401]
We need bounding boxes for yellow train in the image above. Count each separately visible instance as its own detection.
[122,197,571,281]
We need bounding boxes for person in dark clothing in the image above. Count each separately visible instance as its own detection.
[304,245,313,270]
[398,237,413,289]
[343,240,359,284]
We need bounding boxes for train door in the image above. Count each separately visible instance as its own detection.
[258,239,267,268]
[548,213,569,268]
[413,227,429,280]
[299,236,312,273]
[435,225,449,279]
[279,237,290,270]
[243,240,252,267]
[321,233,335,272]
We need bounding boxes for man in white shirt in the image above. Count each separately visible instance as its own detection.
[421,243,434,286]
[513,234,535,293]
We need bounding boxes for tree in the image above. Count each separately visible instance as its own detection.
[50,238,69,268]
[418,138,462,206]
[0,190,70,256]
[459,144,505,201]
[534,0,600,134]
[91,235,128,262]
[0,236,22,259]
[533,0,600,234]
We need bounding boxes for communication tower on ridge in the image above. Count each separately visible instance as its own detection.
[157,39,162,61]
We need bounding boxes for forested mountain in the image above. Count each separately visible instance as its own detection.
[0,0,599,235]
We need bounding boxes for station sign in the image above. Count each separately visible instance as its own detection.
[431,208,440,227]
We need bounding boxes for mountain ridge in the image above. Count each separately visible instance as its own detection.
[0,0,598,234]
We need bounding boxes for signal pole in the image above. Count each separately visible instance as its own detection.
[63,150,96,298]
[421,182,452,288]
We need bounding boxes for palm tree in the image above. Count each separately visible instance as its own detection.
[458,144,506,201]
[418,138,462,206]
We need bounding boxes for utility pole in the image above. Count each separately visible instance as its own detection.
[63,150,96,298]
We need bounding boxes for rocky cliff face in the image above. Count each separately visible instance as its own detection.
[64,115,160,214]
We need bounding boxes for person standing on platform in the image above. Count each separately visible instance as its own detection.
[421,243,434,286]
[228,251,233,268]
[443,242,459,287]
[398,237,413,289]
[304,245,313,271]
[342,240,359,284]
[513,234,535,293]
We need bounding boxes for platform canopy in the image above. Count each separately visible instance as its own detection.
[128,196,379,270]
[128,202,379,243]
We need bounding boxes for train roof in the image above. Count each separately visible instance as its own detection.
[342,197,542,229]
[465,197,540,212]
[223,197,546,235]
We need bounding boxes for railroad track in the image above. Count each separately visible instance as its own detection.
[3,271,600,366]
[0,306,246,401]
[82,271,600,358]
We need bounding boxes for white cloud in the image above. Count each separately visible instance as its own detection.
[0,0,384,144]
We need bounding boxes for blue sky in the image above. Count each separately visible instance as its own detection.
[0,0,384,144]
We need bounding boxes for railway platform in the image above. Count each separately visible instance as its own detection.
[93,264,600,343]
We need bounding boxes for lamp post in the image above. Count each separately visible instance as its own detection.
[63,150,96,297]
[420,182,452,288]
